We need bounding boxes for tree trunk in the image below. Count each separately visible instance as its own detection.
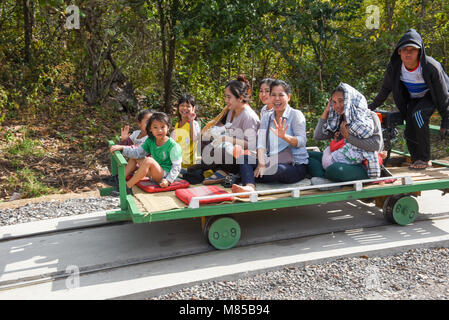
[23,0,34,63]
[260,52,270,80]
[228,55,232,80]
[163,30,176,115]
[385,0,396,32]
[419,0,427,32]
[157,0,179,115]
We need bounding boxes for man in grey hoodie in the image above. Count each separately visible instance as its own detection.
[368,29,449,169]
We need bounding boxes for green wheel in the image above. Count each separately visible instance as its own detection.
[204,216,241,250]
[383,195,419,226]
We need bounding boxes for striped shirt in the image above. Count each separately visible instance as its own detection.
[400,62,429,98]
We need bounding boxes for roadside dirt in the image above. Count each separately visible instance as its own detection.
[0,103,128,202]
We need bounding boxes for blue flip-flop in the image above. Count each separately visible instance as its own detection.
[203,170,228,185]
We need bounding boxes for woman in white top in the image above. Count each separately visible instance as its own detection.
[198,75,260,184]
[232,80,308,194]
[259,78,275,119]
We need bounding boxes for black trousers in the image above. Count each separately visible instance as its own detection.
[404,93,435,163]
[187,139,240,174]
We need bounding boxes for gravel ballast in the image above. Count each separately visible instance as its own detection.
[1,196,449,300]
[149,247,449,300]
[0,196,119,226]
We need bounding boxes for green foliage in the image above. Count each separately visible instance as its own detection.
[1,0,449,200]
[0,85,9,125]
[3,129,46,168]
[5,138,44,159]
[6,167,58,199]
[2,0,447,121]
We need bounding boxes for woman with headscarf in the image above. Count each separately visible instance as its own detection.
[309,83,384,182]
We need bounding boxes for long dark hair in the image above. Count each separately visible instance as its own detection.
[146,112,171,139]
[225,74,252,103]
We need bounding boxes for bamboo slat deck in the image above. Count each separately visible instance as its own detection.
[131,165,449,218]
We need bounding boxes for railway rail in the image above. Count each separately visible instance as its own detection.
[1,203,449,294]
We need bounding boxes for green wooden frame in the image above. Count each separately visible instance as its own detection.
[101,140,449,225]
[101,141,142,222]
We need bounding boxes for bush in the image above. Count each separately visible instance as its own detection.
[0,85,8,125]
[6,168,58,199]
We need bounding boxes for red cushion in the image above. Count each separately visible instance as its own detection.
[330,139,346,152]
[131,177,190,193]
[368,178,397,185]
[175,186,234,205]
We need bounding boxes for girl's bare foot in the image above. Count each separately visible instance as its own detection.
[231,184,256,198]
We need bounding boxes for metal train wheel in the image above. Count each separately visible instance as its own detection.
[203,216,241,250]
[383,195,419,226]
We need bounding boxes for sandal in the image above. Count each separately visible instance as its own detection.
[409,160,432,170]
[221,174,241,188]
[203,170,229,185]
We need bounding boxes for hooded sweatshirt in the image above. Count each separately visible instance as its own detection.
[369,29,449,128]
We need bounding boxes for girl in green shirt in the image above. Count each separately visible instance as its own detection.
[110,112,182,191]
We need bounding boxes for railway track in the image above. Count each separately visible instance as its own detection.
[2,199,449,296]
